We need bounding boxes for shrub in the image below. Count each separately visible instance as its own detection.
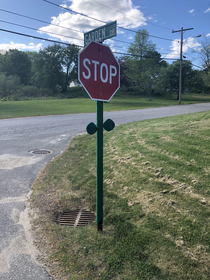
[19,85,40,97]
[0,72,21,98]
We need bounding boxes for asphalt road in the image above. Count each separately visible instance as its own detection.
[0,103,210,279]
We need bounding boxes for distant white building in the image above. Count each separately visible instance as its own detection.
[69,81,81,87]
[0,50,6,55]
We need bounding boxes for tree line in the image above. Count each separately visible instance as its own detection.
[0,29,209,100]
[119,30,210,100]
[0,44,80,99]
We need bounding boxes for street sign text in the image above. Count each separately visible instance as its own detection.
[82,58,117,84]
[84,21,117,46]
[78,41,120,102]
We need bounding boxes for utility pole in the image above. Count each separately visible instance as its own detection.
[172,27,193,105]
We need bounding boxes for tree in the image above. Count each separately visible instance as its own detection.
[199,37,210,70]
[34,44,64,92]
[155,66,170,95]
[140,68,156,100]
[190,70,206,93]
[128,29,156,58]
[202,71,210,92]
[0,49,31,85]
[30,44,80,93]
[117,56,131,87]
[198,38,210,92]
[157,60,195,99]
[26,51,42,87]
[144,50,167,69]
[0,72,20,97]
[142,50,168,99]
[125,29,167,98]
[62,44,80,92]
[126,29,156,89]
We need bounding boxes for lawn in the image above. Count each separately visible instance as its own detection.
[30,110,210,279]
[0,93,210,119]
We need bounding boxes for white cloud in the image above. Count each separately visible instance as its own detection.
[147,14,157,21]
[60,4,68,8]
[164,39,180,59]
[189,9,194,13]
[117,29,125,35]
[165,37,201,59]
[0,42,42,52]
[207,33,210,37]
[105,39,114,45]
[104,39,118,52]
[204,7,210,13]
[38,0,146,46]
[38,12,84,46]
[183,37,201,51]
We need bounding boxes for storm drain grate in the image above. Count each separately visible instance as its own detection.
[58,209,95,227]
[29,149,52,155]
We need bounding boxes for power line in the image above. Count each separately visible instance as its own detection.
[191,63,204,70]
[44,0,105,24]
[0,19,198,64]
[0,24,184,63]
[0,27,177,62]
[0,27,203,68]
[0,19,139,51]
[119,26,173,41]
[0,19,84,42]
[110,39,130,45]
[161,50,180,54]
[183,44,201,52]
[0,17,170,53]
[90,0,173,31]
[0,27,83,47]
[0,8,126,44]
[0,7,136,48]
[43,0,174,42]
[0,8,83,34]
[0,7,171,52]
[112,51,177,60]
[91,0,127,16]
[183,52,199,60]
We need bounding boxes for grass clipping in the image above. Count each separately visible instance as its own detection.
[30,111,210,280]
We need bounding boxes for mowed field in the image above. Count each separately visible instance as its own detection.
[0,93,210,119]
[30,109,210,279]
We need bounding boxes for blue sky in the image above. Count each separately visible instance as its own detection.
[0,0,209,69]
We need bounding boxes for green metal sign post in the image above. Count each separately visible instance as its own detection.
[79,22,119,231]
[96,101,103,231]
[86,102,115,231]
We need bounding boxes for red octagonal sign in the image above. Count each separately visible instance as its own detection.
[78,41,120,102]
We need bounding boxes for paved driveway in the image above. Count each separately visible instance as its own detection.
[0,103,209,279]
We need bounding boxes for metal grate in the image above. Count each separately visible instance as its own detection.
[29,149,52,155]
[58,209,95,227]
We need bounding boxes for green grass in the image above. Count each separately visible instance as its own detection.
[0,93,210,119]
[30,110,210,279]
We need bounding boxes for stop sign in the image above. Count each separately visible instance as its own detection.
[78,41,120,102]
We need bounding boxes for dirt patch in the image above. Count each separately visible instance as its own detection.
[184,245,210,264]
[159,135,177,142]
[204,167,210,174]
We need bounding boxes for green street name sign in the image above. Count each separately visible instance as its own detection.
[84,20,117,46]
